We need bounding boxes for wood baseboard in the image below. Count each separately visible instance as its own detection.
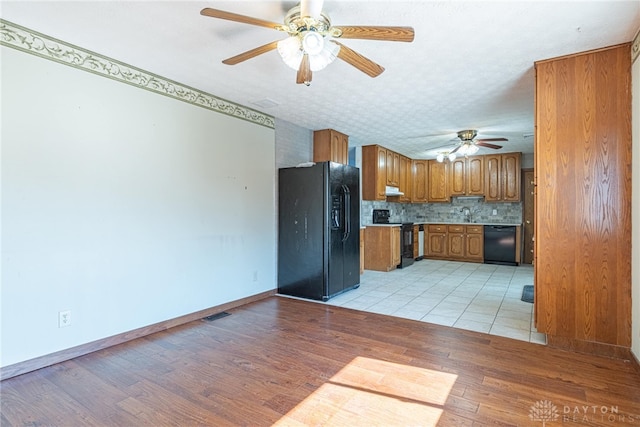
[0,290,275,381]
[631,350,640,375]
[546,334,633,360]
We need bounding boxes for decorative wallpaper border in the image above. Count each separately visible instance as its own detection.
[0,19,275,129]
[633,28,640,64]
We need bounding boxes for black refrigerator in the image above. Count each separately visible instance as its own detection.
[278,162,360,301]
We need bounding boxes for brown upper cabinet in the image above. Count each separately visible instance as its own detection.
[450,156,484,197]
[362,145,409,201]
[484,152,521,202]
[411,160,428,203]
[427,160,450,202]
[362,144,521,202]
[362,145,388,201]
[386,150,401,187]
[388,155,412,203]
[313,129,348,165]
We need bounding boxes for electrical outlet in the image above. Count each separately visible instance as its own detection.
[492,209,498,216]
[58,310,71,328]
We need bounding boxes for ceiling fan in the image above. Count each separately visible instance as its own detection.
[200,0,415,85]
[435,130,508,162]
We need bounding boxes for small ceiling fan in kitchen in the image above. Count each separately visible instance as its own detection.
[434,130,508,162]
[200,0,415,85]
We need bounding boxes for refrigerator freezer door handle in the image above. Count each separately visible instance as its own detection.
[341,184,351,242]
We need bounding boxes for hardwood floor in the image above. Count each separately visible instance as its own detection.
[2,296,639,426]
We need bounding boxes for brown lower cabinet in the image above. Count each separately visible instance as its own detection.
[464,225,484,261]
[426,224,484,262]
[364,226,401,272]
[359,228,364,275]
[426,224,447,258]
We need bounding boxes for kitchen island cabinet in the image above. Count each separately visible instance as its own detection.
[360,228,365,275]
[364,225,401,272]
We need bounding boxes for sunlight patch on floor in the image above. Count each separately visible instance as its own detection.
[274,356,458,426]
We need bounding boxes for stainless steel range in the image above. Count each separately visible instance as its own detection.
[372,209,414,269]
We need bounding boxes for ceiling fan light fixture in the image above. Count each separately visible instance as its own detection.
[202,5,415,84]
[302,31,324,55]
[308,40,339,71]
[277,33,338,72]
[458,129,478,141]
[436,153,444,163]
[457,142,479,156]
[448,152,456,161]
[277,36,303,70]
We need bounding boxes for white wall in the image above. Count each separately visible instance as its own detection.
[632,32,640,360]
[275,118,313,169]
[1,46,276,367]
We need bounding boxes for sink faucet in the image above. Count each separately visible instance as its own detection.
[460,207,481,223]
[471,207,481,223]
[460,207,471,222]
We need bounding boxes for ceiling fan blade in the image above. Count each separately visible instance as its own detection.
[222,40,280,65]
[450,145,462,154]
[332,41,385,77]
[476,138,508,142]
[200,8,284,31]
[296,54,312,85]
[301,0,324,19]
[476,142,503,149]
[333,26,415,42]
[429,143,457,151]
[475,138,508,142]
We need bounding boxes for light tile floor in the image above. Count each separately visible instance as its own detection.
[325,259,546,345]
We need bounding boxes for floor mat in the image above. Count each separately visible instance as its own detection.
[521,285,534,303]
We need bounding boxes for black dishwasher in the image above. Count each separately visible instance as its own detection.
[483,225,517,266]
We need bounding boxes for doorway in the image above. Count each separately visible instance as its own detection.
[522,169,534,264]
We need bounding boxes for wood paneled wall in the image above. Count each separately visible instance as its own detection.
[534,43,632,352]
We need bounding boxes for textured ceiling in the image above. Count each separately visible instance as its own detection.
[2,1,639,159]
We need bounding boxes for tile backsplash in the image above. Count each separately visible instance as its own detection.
[362,198,522,225]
